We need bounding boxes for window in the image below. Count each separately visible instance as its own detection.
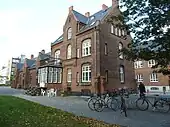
[118,42,123,59]
[67,44,72,59]
[82,64,91,82]
[57,68,62,83]
[148,60,156,67]
[53,68,57,83]
[67,68,72,82]
[77,49,80,58]
[67,27,72,39]
[104,43,108,55]
[38,68,47,83]
[118,29,121,36]
[150,73,158,82]
[111,25,114,33]
[48,67,53,83]
[119,65,125,83]
[134,61,143,68]
[136,74,143,82]
[105,70,108,83]
[53,68,62,83]
[115,28,118,35]
[150,87,159,90]
[54,50,60,64]
[76,72,80,83]
[122,29,125,36]
[82,39,91,57]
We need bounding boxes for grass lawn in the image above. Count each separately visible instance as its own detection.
[0,96,120,127]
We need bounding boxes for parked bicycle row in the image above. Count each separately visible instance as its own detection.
[87,88,170,117]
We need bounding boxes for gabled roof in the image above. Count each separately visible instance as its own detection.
[51,34,63,46]
[72,10,88,24]
[38,52,51,61]
[16,63,24,71]
[26,59,36,68]
[51,6,111,46]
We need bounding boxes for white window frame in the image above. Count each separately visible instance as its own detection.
[115,28,118,35]
[148,60,156,67]
[48,67,53,83]
[111,24,114,33]
[53,68,62,83]
[136,74,143,82]
[77,48,80,58]
[53,68,57,83]
[67,27,72,40]
[67,68,72,82]
[118,42,123,59]
[54,50,60,64]
[104,43,108,55]
[119,66,125,83]
[38,69,41,83]
[57,68,62,83]
[134,61,143,69]
[67,44,72,59]
[82,39,91,57]
[82,64,91,82]
[118,29,121,36]
[150,73,158,82]
[121,29,125,36]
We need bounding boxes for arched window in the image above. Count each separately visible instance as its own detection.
[54,50,60,64]
[119,65,125,83]
[67,44,72,59]
[67,27,72,39]
[82,39,91,57]
[118,42,123,59]
[82,64,91,82]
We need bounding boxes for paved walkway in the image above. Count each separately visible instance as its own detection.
[14,94,170,127]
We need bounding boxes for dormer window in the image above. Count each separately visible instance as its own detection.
[90,16,95,20]
[67,27,72,40]
[90,21,96,26]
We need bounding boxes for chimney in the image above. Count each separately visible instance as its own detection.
[102,4,108,10]
[69,6,73,12]
[41,49,45,54]
[85,12,90,17]
[31,54,34,59]
[112,0,118,8]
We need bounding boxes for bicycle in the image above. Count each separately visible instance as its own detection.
[136,94,170,113]
[93,92,118,112]
[88,93,111,111]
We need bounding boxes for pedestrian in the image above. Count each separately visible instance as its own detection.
[138,82,146,98]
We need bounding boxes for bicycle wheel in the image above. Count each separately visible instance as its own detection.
[109,98,120,111]
[136,98,149,111]
[94,99,105,112]
[155,99,170,113]
[87,97,97,111]
[106,97,113,108]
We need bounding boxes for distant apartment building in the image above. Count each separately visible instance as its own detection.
[134,60,170,92]
[0,66,8,84]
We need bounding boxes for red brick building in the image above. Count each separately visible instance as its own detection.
[13,55,36,89]
[134,60,170,92]
[37,1,136,94]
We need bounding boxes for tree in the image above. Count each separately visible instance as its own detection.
[108,0,170,74]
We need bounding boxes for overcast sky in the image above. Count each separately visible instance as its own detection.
[0,0,111,68]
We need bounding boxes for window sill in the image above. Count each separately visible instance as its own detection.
[82,55,91,58]
[150,81,158,82]
[67,82,72,86]
[80,82,92,86]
